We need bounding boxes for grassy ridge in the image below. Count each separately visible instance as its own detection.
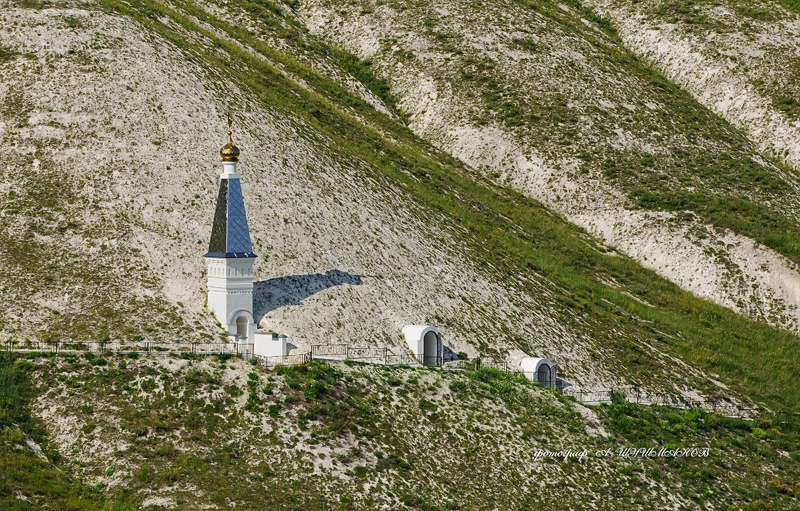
[641,0,800,122]
[8,354,800,509]
[504,0,800,265]
[89,0,800,413]
[607,149,800,265]
[346,0,800,267]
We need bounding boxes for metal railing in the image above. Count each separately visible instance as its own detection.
[253,352,312,368]
[481,359,510,372]
[516,372,564,391]
[311,344,426,366]
[415,354,443,367]
[447,358,511,372]
[4,339,435,367]
[311,344,348,358]
[384,352,418,365]
[347,347,388,362]
[1,340,238,355]
[561,386,761,418]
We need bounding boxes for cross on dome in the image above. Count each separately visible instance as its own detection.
[220,115,240,162]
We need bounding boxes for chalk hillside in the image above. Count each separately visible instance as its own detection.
[1,0,800,508]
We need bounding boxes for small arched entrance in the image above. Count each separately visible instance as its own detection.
[520,357,556,389]
[402,325,443,367]
[229,311,255,359]
[537,364,551,386]
[423,331,439,367]
[236,316,249,337]
[227,310,254,342]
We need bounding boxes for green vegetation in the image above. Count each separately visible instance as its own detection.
[777,94,800,119]
[0,353,133,510]
[5,354,798,509]
[650,0,792,24]
[489,0,800,264]
[600,393,800,510]
[311,0,800,290]
[605,148,800,263]
[643,0,800,126]
[0,44,17,63]
[331,50,399,115]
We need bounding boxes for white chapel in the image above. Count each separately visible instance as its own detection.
[204,126,285,358]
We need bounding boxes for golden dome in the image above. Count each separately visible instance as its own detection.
[220,131,240,162]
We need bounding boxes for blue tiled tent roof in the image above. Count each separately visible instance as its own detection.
[204,177,257,258]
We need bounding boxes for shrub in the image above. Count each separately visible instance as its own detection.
[137,466,151,483]
[245,392,262,413]
[185,369,203,384]
[276,365,296,377]
[304,380,327,400]
[14,360,36,372]
[308,362,340,384]
[0,355,24,425]
[419,399,437,412]
[472,367,504,382]
[449,380,467,393]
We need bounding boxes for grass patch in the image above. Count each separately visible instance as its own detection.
[599,393,800,509]
[0,354,135,510]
